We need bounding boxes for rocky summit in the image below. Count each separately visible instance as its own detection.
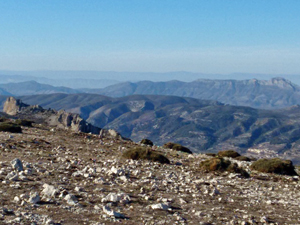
[0,98,300,224]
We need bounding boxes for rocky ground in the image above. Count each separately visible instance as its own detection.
[1,124,300,224]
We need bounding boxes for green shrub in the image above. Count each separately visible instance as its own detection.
[163,142,192,154]
[122,147,170,164]
[200,157,249,178]
[217,150,240,158]
[15,119,33,127]
[140,139,153,146]
[205,153,217,157]
[200,158,231,172]
[235,156,252,162]
[250,158,297,176]
[0,122,22,133]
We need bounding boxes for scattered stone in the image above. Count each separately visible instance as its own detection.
[150,203,170,211]
[11,158,23,172]
[103,205,125,218]
[42,184,59,199]
[28,192,41,204]
[64,194,78,205]
[6,171,19,181]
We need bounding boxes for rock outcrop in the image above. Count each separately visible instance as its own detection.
[3,97,30,116]
[47,110,101,134]
[3,97,124,138]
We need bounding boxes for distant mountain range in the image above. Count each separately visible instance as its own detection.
[2,78,300,109]
[82,77,300,109]
[3,93,300,163]
[2,70,300,84]
[0,74,119,89]
[0,81,80,96]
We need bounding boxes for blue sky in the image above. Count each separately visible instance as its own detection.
[0,0,300,74]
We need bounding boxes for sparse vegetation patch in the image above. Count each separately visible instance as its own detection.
[163,142,193,154]
[122,147,170,164]
[15,119,33,127]
[0,122,22,133]
[250,158,298,176]
[205,153,217,157]
[200,157,249,178]
[217,150,240,158]
[140,139,153,146]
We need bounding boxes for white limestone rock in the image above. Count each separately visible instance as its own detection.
[28,192,41,204]
[150,203,170,211]
[64,194,78,206]
[102,205,125,218]
[42,184,59,199]
[75,186,84,192]
[102,193,131,204]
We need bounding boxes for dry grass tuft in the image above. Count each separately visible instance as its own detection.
[140,139,153,146]
[250,158,297,176]
[217,150,240,158]
[163,142,192,154]
[0,122,22,133]
[122,147,170,164]
[200,157,249,178]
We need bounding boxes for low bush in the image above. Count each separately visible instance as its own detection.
[250,158,297,176]
[205,153,217,157]
[200,157,231,172]
[140,139,153,146]
[122,147,170,164]
[15,119,33,127]
[235,156,252,162]
[217,150,240,158]
[163,142,192,154]
[0,122,22,133]
[200,157,249,178]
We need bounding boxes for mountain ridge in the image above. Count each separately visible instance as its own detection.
[0,80,80,96]
[1,77,300,109]
[83,77,300,109]
[4,93,300,164]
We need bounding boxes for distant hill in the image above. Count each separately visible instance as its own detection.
[0,88,12,96]
[4,93,300,163]
[84,77,300,109]
[2,77,300,109]
[0,81,80,96]
[0,74,119,89]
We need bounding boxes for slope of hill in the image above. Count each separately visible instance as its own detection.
[19,93,112,119]
[0,81,80,96]
[1,112,300,224]
[4,93,300,163]
[85,77,300,109]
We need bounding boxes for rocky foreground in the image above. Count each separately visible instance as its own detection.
[1,123,300,225]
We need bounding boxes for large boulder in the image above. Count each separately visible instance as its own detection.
[47,110,101,134]
[3,97,29,115]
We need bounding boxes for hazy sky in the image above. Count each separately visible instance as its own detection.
[1,0,300,74]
